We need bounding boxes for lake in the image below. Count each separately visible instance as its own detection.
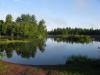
[0,36,100,65]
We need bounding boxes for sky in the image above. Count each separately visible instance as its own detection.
[0,0,100,30]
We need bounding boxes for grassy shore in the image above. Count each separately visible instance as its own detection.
[0,39,29,44]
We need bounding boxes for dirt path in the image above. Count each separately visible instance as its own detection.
[0,62,47,75]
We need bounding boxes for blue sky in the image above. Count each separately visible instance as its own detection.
[0,0,100,30]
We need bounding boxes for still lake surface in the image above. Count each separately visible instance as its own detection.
[0,37,100,65]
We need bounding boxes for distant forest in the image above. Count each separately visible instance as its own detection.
[0,14,100,39]
[48,28,100,36]
[0,14,47,39]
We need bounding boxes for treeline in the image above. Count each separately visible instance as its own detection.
[48,28,100,36]
[52,35,92,44]
[0,14,47,39]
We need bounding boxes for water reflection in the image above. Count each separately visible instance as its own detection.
[0,38,46,59]
[51,36,93,44]
[92,36,100,42]
[0,36,100,75]
[98,47,100,49]
[45,55,100,75]
[0,36,100,65]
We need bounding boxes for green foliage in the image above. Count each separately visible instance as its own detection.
[0,39,29,44]
[38,19,47,39]
[0,20,4,36]
[48,28,100,36]
[0,38,46,58]
[0,14,47,39]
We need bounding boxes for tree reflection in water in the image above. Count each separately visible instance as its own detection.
[0,37,100,75]
[51,35,93,44]
[0,38,46,59]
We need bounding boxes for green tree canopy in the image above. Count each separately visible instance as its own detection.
[0,14,47,39]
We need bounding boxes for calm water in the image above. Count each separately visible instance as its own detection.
[0,37,100,65]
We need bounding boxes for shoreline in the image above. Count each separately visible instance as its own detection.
[0,61,48,75]
[0,61,100,75]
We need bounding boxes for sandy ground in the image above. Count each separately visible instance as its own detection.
[0,62,47,75]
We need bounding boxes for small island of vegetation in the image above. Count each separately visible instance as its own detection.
[48,27,100,44]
